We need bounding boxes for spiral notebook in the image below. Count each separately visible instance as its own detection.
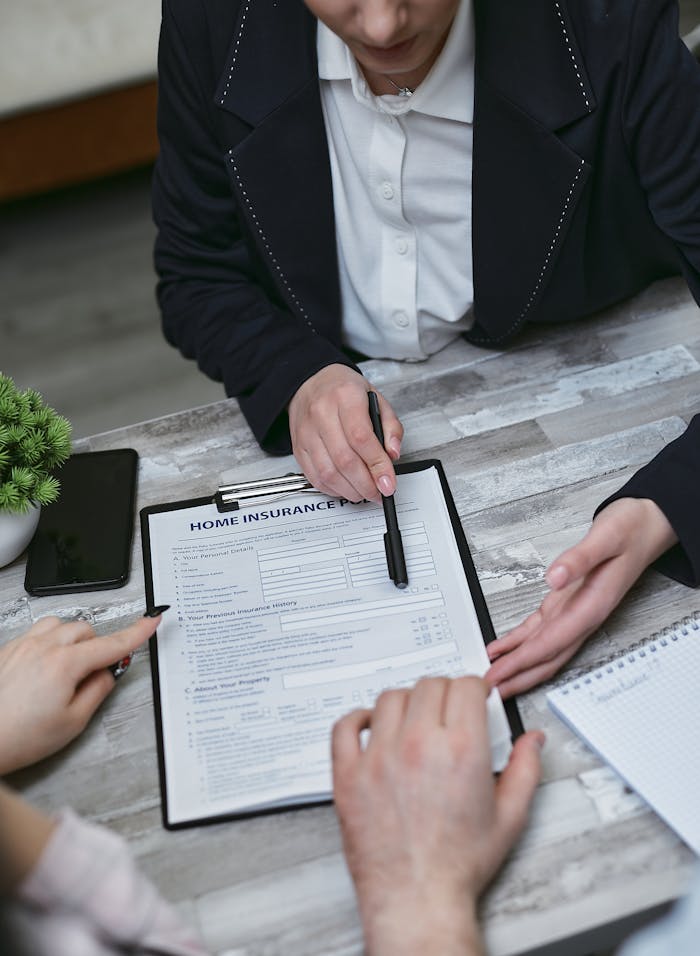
[547,614,700,856]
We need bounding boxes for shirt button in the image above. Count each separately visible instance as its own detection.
[381,182,394,200]
[395,237,408,254]
[393,311,409,328]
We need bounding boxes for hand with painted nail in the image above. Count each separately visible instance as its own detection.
[0,611,165,775]
[486,498,678,699]
[288,364,403,502]
[332,676,543,956]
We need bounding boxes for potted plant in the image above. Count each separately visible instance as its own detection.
[0,373,72,567]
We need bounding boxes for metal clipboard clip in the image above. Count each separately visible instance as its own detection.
[215,473,315,512]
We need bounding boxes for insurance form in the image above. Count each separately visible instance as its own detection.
[144,465,514,826]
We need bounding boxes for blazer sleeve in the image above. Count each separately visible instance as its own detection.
[622,0,700,301]
[594,2,700,586]
[596,416,700,586]
[152,0,356,454]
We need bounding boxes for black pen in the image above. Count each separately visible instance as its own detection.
[368,391,408,589]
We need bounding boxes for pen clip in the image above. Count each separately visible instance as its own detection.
[215,473,314,512]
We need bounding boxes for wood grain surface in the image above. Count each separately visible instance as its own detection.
[1,274,698,955]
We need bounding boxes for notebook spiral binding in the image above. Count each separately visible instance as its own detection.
[551,612,700,694]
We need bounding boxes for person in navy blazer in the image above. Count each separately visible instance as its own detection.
[153,0,700,688]
[153,0,698,449]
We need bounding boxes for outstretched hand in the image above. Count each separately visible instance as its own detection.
[487,497,677,698]
[332,677,543,956]
[0,613,161,775]
[288,365,403,502]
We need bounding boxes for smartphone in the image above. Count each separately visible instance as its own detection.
[24,448,138,595]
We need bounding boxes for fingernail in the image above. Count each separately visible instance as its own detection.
[377,475,394,496]
[532,731,546,750]
[108,653,133,680]
[545,565,568,589]
[144,604,170,618]
[387,438,401,459]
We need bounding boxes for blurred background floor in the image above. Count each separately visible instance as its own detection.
[0,167,223,439]
[683,0,700,39]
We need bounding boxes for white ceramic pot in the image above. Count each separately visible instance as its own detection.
[0,504,41,568]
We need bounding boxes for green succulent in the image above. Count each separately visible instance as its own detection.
[0,373,71,514]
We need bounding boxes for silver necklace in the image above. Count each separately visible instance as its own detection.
[384,75,414,97]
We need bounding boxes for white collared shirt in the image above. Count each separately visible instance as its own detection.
[317,0,475,361]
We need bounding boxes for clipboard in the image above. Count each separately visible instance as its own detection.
[141,459,522,829]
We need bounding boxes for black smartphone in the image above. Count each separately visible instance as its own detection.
[24,448,138,595]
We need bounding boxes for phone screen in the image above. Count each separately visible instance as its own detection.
[24,449,138,595]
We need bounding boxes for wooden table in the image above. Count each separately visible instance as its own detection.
[2,277,699,955]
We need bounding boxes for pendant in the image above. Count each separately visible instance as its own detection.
[383,75,415,97]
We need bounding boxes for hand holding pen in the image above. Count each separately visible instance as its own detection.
[368,392,408,589]
[288,365,403,503]
[0,606,168,775]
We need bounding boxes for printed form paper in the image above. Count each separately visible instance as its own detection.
[147,467,512,824]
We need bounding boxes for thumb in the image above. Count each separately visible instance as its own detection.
[545,519,618,590]
[70,669,116,733]
[493,732,543,852]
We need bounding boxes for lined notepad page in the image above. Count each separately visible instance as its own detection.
[547,615,700,856]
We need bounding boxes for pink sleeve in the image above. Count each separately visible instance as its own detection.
[12,809,209,956]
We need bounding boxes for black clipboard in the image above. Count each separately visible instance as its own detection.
[141,459,523,829]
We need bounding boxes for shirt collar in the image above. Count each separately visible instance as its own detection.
[316,0,474,123]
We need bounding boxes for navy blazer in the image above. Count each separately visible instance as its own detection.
[153,0,700,582]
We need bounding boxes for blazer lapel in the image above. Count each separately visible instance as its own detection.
[469,0,596,344]
[212,0,599,348]
[214,0,342,345]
